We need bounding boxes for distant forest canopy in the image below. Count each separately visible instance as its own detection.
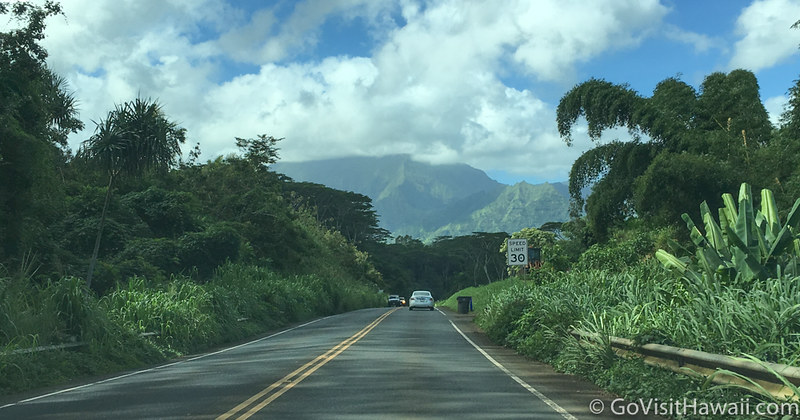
[4,2,800,299]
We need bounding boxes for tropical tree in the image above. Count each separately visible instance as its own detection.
[632,152,741,227]
[175,136,304,270]
[433,232,508,288]
[748,21,800,211]
[235,134,281,171]
[556,70,772,240]
[753,76,800,209]
[285,182,390,247]
[567,141,654,236]
[0,1,83,264]
[78,97,186,289]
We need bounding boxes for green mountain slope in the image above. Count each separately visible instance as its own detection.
[429,182,570,239]
[273,155,569,239]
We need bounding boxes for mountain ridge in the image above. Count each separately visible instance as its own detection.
[273,155,570,240]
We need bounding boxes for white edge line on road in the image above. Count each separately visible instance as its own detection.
[448,319,578,420]
[0,316,333,410]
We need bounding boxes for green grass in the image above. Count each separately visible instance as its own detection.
[475,262,800,365]
[437,278,521,313]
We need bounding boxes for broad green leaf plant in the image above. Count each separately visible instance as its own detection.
[656,183,800,285]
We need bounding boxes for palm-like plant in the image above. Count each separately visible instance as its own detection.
[656,183,800,286]
[79,97,186,289]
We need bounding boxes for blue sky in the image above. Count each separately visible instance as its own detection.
[29,0,800,185]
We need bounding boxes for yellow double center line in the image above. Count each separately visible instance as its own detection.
[217,308,398,419]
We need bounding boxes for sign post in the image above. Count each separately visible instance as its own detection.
[507,239,528,266]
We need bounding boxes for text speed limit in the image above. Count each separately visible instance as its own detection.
[507,239,528,266]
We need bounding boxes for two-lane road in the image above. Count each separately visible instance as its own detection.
[1,307,658,419]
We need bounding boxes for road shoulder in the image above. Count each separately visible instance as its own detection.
[441,307,665,419]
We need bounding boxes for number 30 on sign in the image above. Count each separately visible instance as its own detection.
[507,239,528,266]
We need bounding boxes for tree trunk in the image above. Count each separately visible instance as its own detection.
[86,173,115,290]
[483,255,492,283]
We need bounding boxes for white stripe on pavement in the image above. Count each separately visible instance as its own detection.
[448,319,578,420]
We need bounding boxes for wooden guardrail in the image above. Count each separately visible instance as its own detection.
[5,342,87,355]
[571,330,800,400]
[3,331,156,355]
[2,317,256,356]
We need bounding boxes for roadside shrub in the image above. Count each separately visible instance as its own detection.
[657,182,800,287]
[121,187,198,238]
[114,237,180,277]
[471,258,800,408]
[209,262,383,329]
[177,222,242,279]
[1,279,57,348]
[462,262,794,420]
[540,243,571,272]
[574,232,653,272]
[43,276,107,341]
[0,275,107,348]
[479,283,535,344]
[210,264,312,329]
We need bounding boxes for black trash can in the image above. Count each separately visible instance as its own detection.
[457,296,472,314]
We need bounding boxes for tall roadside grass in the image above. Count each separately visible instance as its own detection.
[0,274,162,394]
[1,262,384,395]
[472,261,800,418]
[1,275,108,349]
[103,262,385,355]
[479,261,800,366]
[103,276,218,353]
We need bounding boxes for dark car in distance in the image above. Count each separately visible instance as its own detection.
[388,295,401,307]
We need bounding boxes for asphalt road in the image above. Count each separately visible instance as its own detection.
[0,307,662,419]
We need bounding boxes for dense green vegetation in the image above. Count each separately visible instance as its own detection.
[438,22,800,417]
[4,3,800,417]
[0,2,386,394]
[442,183,800,417]
[440,195,799,418]
[367,232,509,299]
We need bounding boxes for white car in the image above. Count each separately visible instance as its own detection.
[408,290,435,311]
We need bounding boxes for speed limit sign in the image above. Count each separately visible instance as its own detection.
[507,239,528,266]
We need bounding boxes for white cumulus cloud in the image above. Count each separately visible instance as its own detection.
[38,0,782,184]
[728,0,800,71]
